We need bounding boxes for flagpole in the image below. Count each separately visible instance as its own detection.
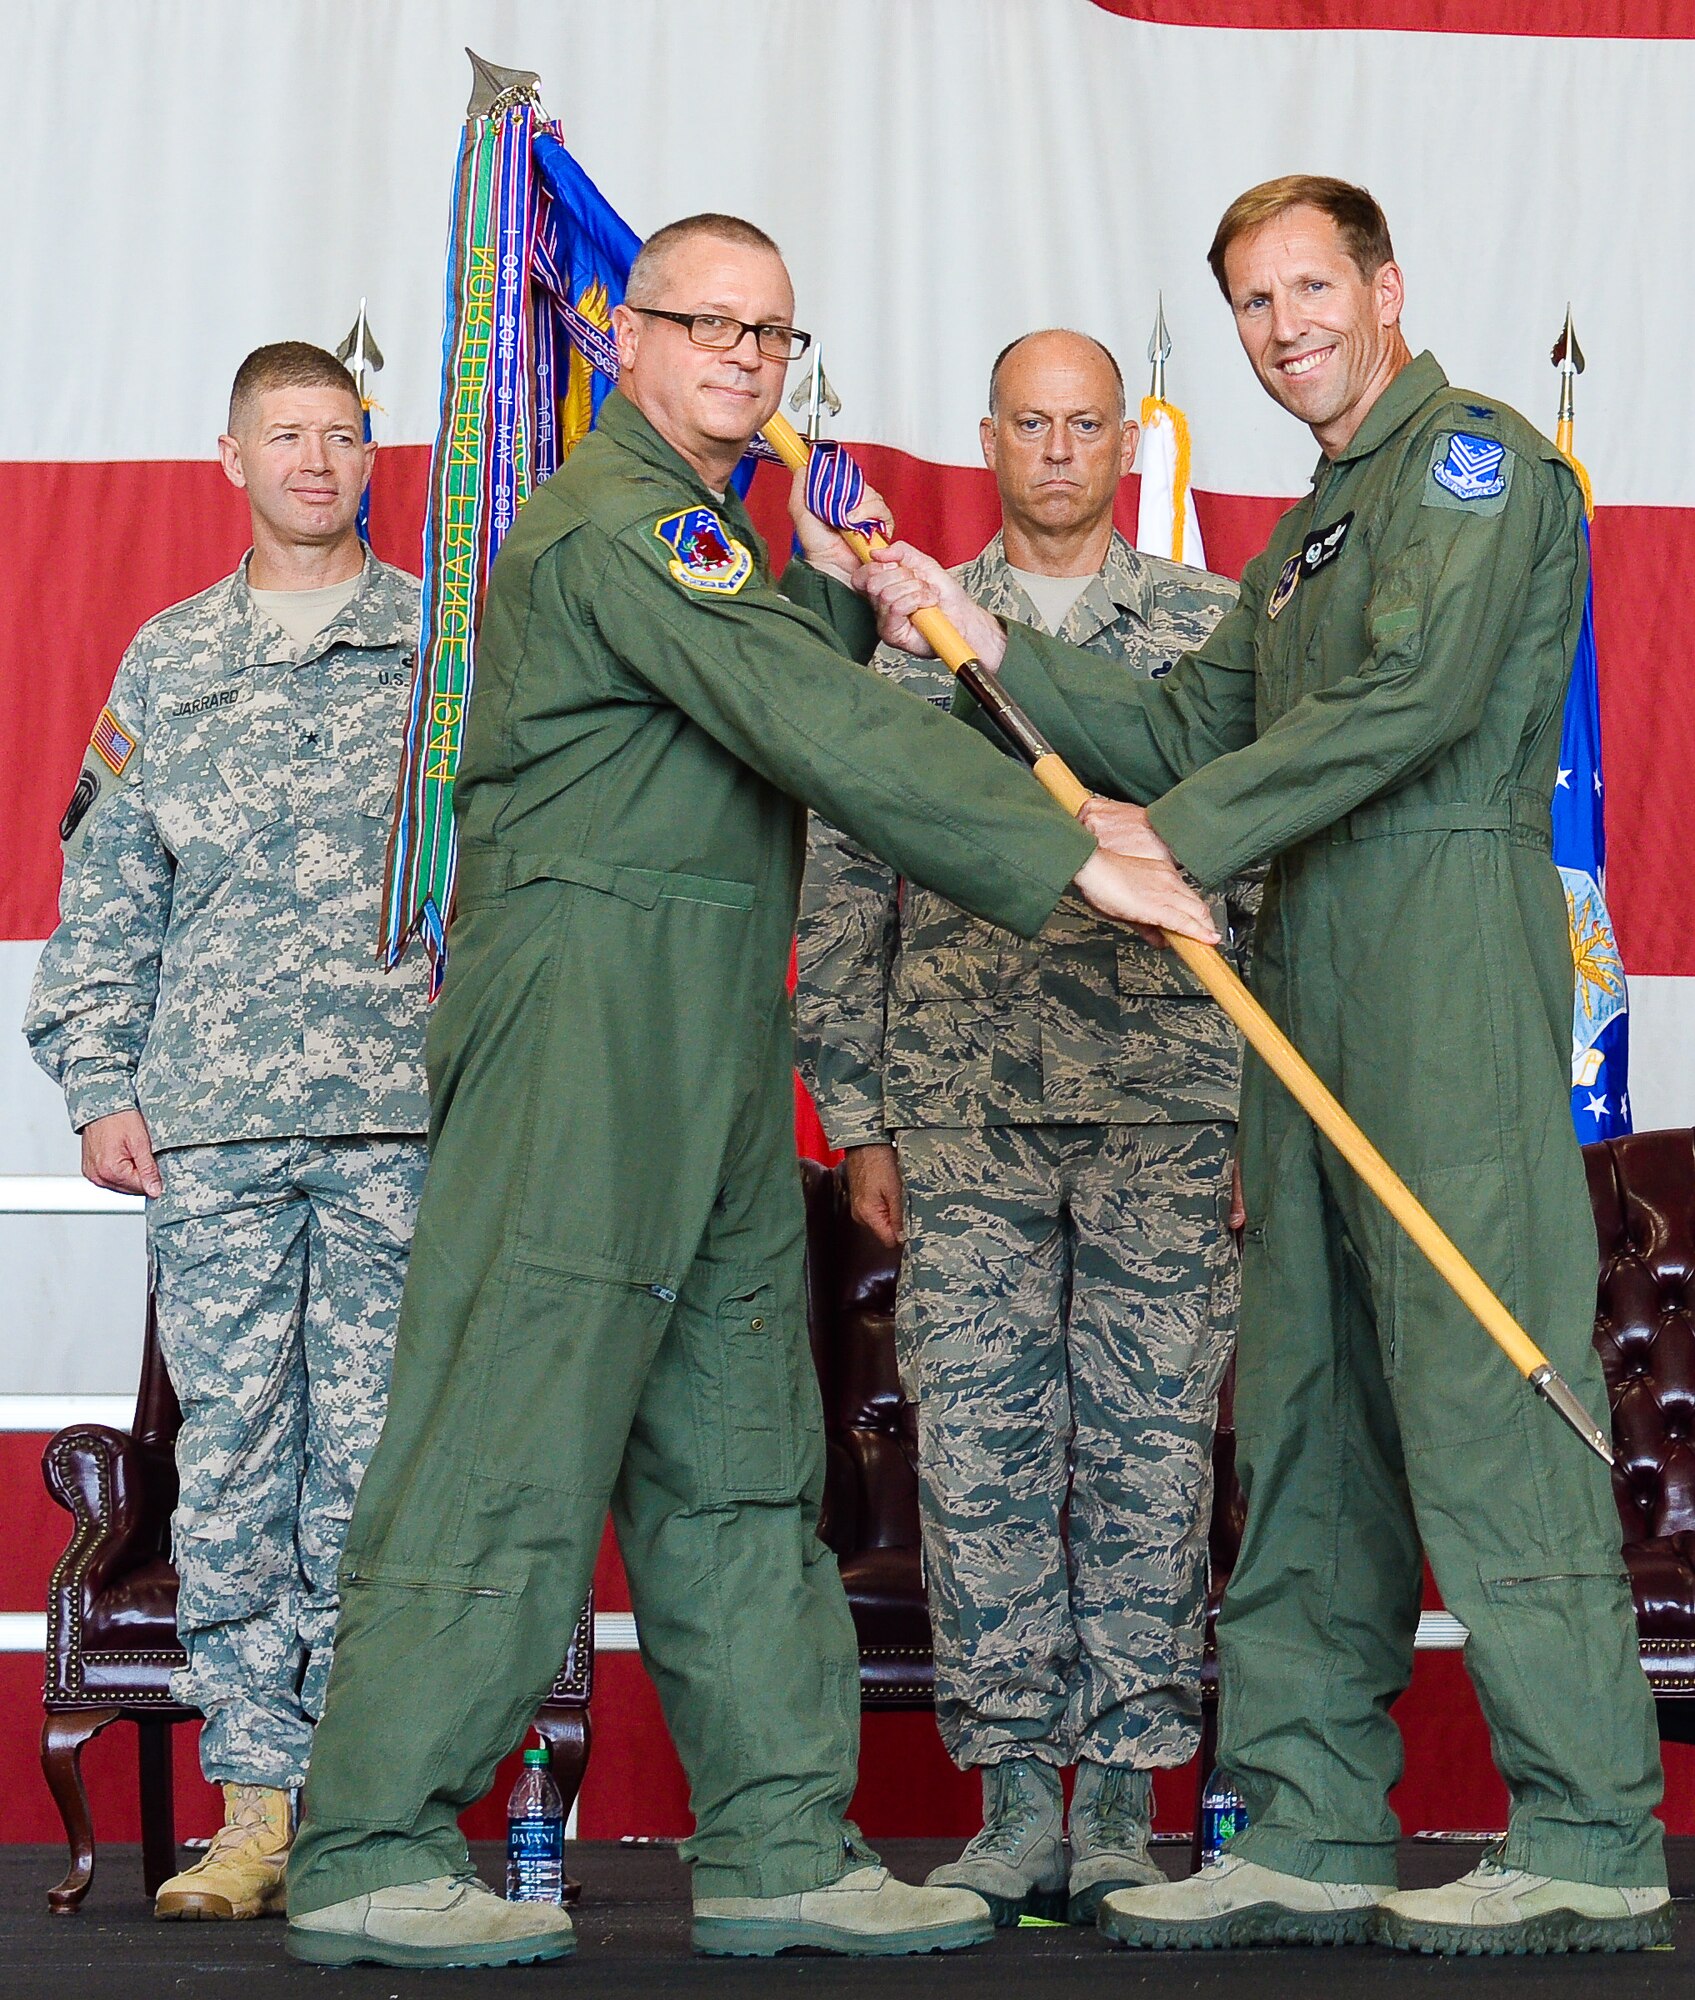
[760,408,1613,1466]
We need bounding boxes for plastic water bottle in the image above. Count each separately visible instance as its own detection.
[505,1743,565,1903]
[1199,1768,1249,1866]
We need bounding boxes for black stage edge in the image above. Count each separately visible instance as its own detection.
[0,1840,1687,1998]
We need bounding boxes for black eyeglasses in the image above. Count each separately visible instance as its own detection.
[632,308,812,363]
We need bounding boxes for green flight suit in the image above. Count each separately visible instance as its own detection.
[963,354,1664,1889]
[288,392,1093,1916]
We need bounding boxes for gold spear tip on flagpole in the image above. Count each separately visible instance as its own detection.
[1529,1363,1614,1465]
[336,299,385,401]
[1550,304,1585,447]
[465,48,542,118]
[1147,293,1171,403]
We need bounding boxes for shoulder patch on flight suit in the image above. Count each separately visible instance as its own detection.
[90,705,138,775]
[654,506,753,597]
[1424,431,1515,516]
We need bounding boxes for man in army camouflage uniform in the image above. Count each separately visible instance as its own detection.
[796,329,1253,1926]
[26,342,429,1921]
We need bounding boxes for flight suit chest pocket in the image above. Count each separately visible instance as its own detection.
[703,1280,797,1500]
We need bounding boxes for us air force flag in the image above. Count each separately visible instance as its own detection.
[1554,522,1630,1142]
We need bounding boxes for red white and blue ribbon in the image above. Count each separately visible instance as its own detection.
[803,438,886,543]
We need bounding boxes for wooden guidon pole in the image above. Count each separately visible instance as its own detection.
[763,410,1613,1466]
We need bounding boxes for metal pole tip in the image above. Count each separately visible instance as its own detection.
[1529,1364,1614,1465]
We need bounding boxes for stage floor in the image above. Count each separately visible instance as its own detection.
[1,1840,1687,1998]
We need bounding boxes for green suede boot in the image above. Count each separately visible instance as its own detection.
[925,1760,1067,1927]
[1067,1761,1164,1923]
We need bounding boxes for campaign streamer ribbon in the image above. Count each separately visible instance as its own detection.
[382,114,506,973]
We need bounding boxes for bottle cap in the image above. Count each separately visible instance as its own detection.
[524,1746,549,1766]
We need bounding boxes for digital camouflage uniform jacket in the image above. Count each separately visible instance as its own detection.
[26,551,430,1148]
[795,531,1256,1147]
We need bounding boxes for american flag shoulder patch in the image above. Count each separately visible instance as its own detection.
[90,706,137,776]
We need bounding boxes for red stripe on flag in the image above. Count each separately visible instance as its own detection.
[1590,505,1695,978]
[0,451,430,942]
[1085,0,1694,36]
[7,452,1693,979]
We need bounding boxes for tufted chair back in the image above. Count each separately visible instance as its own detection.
[802,1160,931,1702]
[1585,1129,1695,1738]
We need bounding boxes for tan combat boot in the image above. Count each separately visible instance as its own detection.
[154,1783,293,1920]
[287,1875,575,1968]
[693,1866,992,1956]
[1099,1854,1391,1949]
[1375,1854,1673,1954]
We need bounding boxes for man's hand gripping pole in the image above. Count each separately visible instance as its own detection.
[763,410,1612,1467]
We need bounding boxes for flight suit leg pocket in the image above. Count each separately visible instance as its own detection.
[698,1275,799,1502]
[1375,1161,1525,1453]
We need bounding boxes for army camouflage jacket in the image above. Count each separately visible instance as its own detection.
[795,531,1258,1146]
[25,551,431,1148]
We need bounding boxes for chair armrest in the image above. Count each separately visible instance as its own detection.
[42,1426,162,1633]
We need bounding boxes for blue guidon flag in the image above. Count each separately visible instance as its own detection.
[1554,521,1630,1143]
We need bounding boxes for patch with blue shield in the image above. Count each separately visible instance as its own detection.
[1425,431,1514,516]
[655,507,753,597]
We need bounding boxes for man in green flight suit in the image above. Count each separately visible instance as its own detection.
[284,212,1216,1971]
[864,176,1669,1957]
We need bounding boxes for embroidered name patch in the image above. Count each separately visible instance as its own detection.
[655,507,753,597]
[1301,511,1354,578]
[1431,432,1509,502]
[1266,553,1301,621]
[90,706,137,776]
[168,687,240,719]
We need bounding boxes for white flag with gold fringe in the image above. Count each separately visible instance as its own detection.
[1135,394,1206,569]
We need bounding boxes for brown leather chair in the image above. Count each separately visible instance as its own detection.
[1585,1128,1695,1741]
[40,1296,595,1913]
[802,1160,931,1705]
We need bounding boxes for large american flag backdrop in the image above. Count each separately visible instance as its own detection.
[2,0,1690,1844]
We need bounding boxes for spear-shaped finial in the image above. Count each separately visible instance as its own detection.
[787,348,842,442]
[336,300,384,408]
[465,47,542,119]
[1550,302,1585,454]
[1147,293,1172,404]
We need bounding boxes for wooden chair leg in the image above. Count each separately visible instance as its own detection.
[41,1707,122,1914]
[532,1703,593,1907]
[137,1718,179,1896]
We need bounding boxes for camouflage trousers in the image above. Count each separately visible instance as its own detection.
[894,1120,1237,1771]
[146,1136,425,1789]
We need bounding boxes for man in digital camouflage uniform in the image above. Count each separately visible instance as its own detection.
[282,216,1220,1972]
[866,178,1669,1957]
[26,343,428,1921]
[797,330,1252,1926]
